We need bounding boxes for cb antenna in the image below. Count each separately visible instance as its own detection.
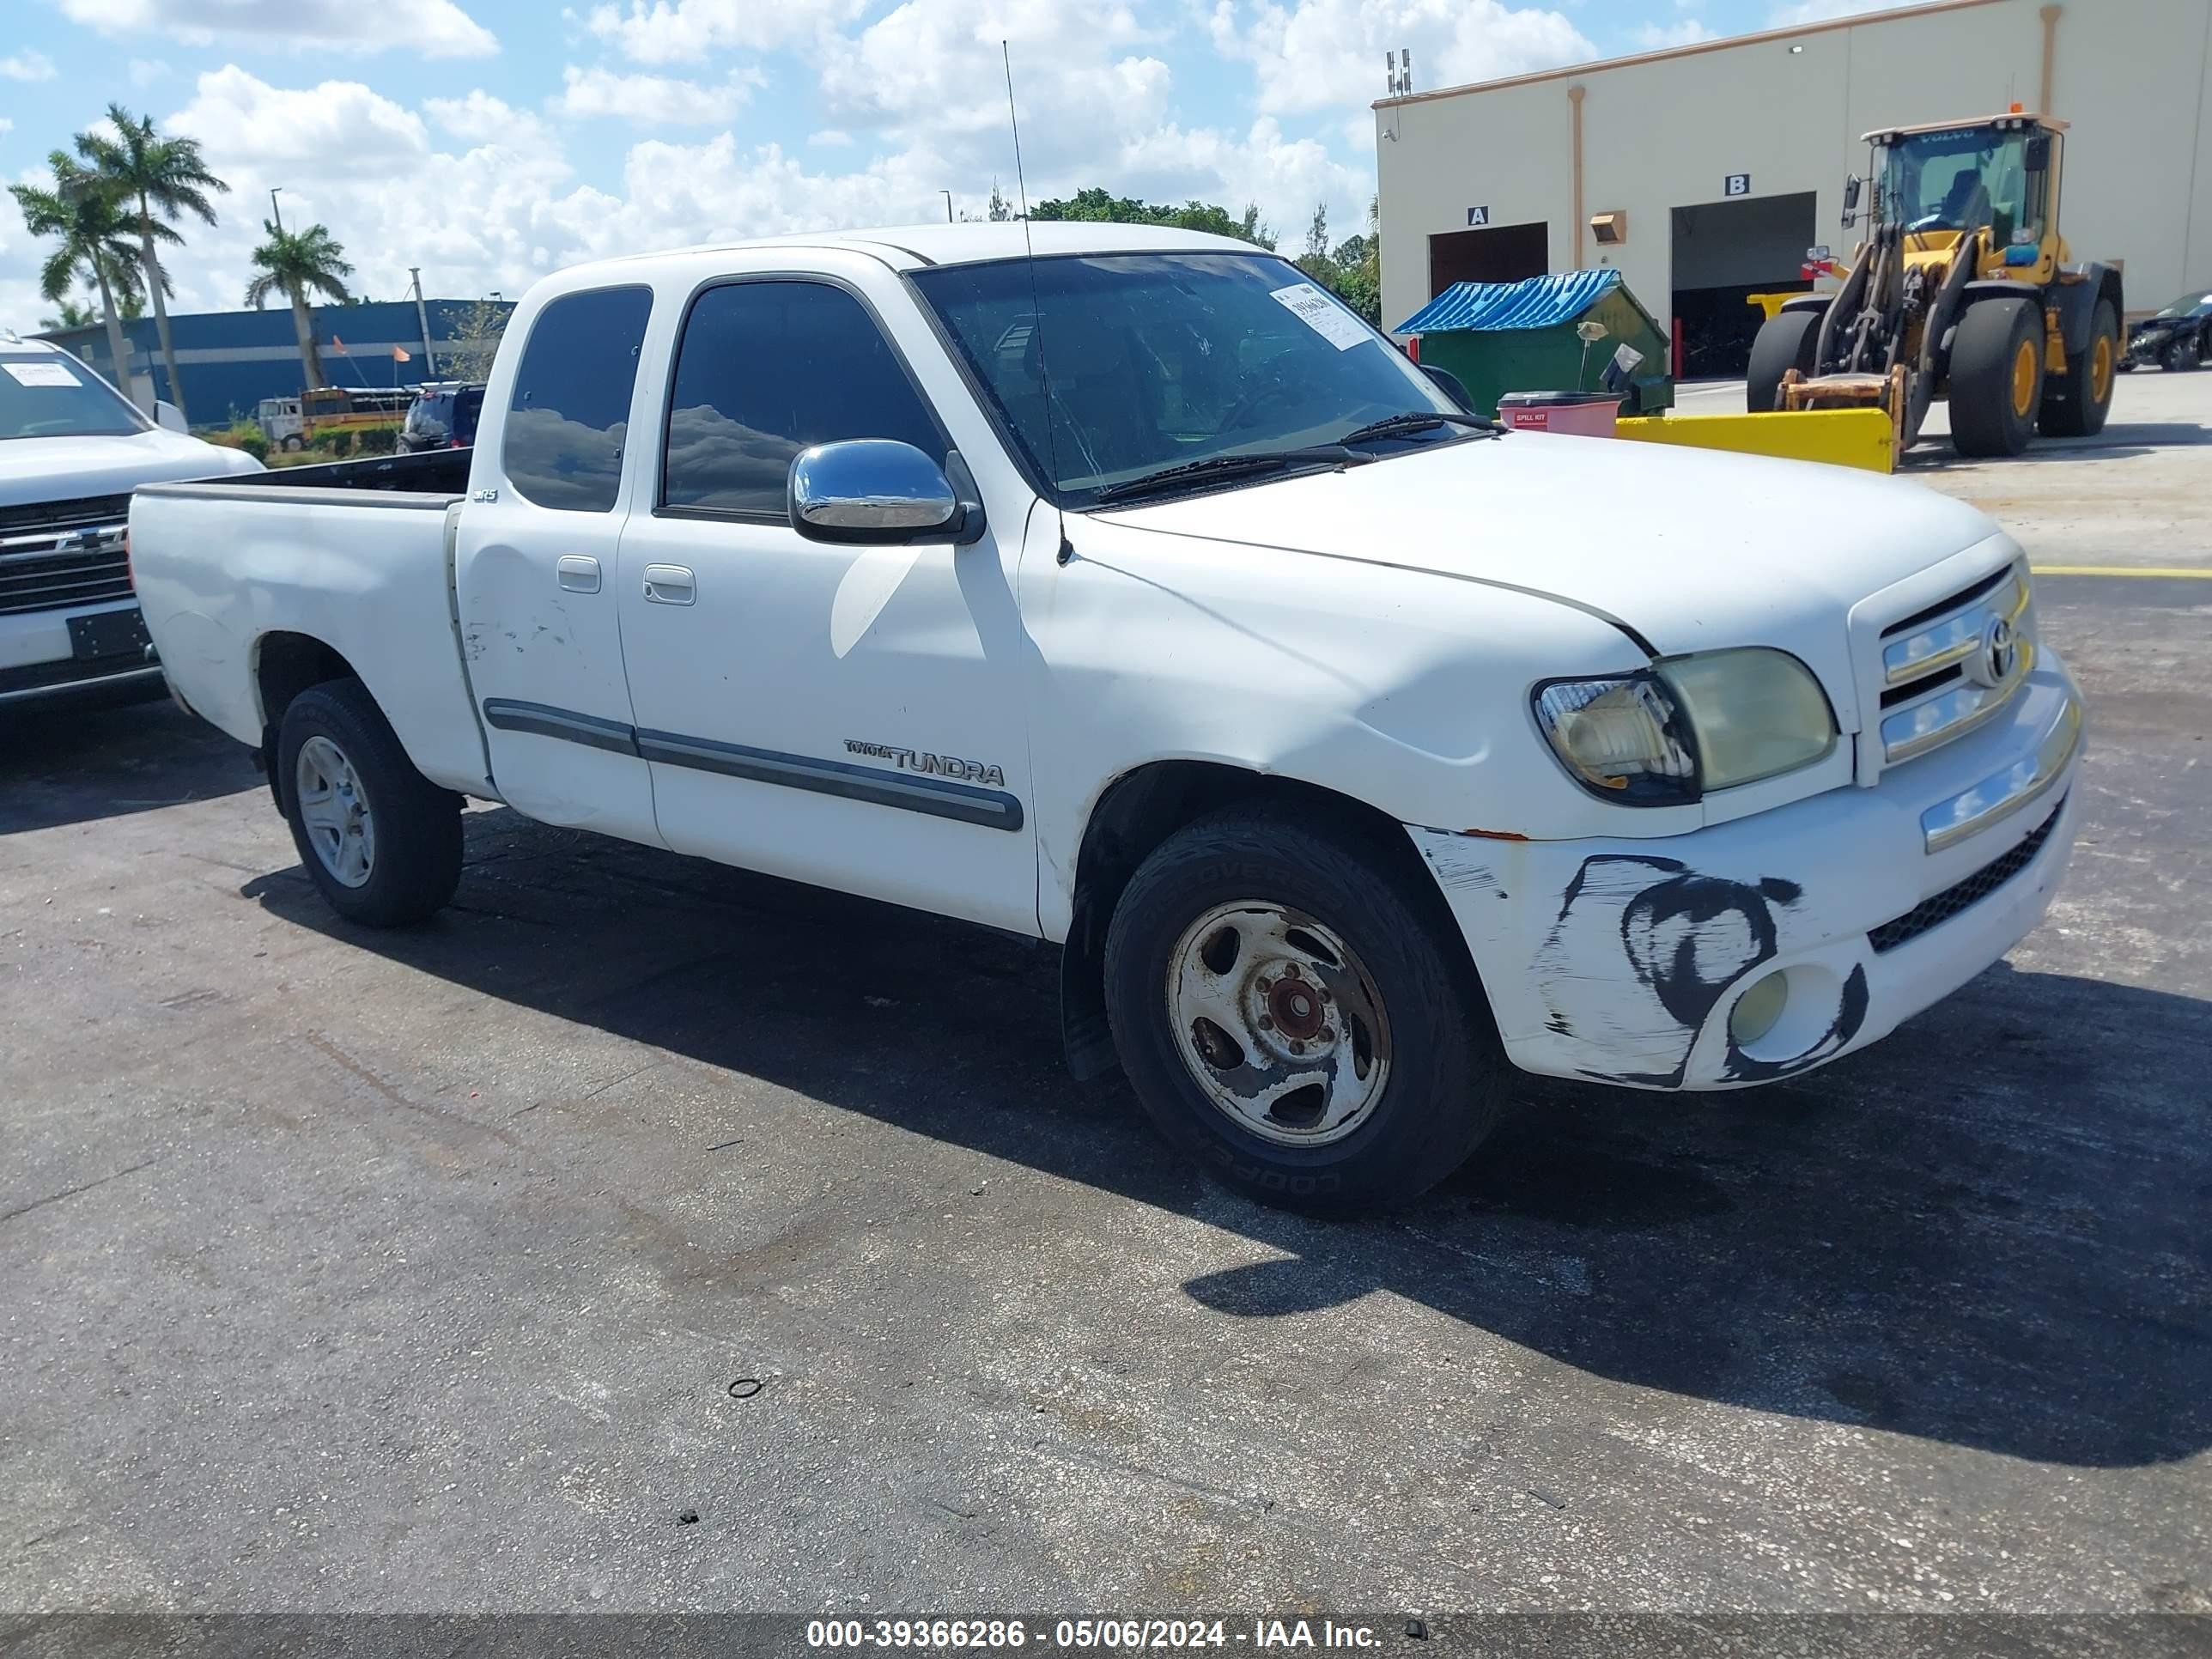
[1002,40,1073,566]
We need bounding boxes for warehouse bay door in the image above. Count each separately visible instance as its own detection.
[1428,221,1547,298]
[1669,191,1816,378]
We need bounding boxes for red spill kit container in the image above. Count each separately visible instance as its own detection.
[1496,391,1620,438]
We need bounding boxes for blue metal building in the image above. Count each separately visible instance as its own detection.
[33,298,514,426]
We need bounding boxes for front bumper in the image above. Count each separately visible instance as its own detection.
[0,601,165,711]
[1410,653,2084,1091]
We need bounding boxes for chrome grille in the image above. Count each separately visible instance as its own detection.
[1875,562,2033,767]
[0,493,133,617]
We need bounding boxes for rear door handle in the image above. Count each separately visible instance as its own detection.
[642,564,695,606]
[556,555,601,593]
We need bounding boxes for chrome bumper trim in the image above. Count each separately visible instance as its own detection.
[0,665,166,706]
[1920,693,2082,854]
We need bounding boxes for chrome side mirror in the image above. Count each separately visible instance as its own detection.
[155,399,188,433]
[787,439,982,545]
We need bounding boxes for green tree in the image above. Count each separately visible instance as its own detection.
[40,295,98,331]
[9,155,149,402]
[243,220,354,391]
[987,181,1012,222]
[1027,187,1275,249]
[440,296,512,381]
[75,104,228,422]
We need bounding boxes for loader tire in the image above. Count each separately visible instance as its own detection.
[1747,310,1820,414]
[2040,298,2118,437]
[1950,297,2042,458]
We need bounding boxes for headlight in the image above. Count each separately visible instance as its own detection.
[1534,648,1837,805]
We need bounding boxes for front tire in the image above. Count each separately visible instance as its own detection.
[1950,297,2043,458]
[277,679,461,927]
[2162,334,2198,373]
[1747,308,1820,413]
[1103,806,1499,1213]
[2040,297,2118,437]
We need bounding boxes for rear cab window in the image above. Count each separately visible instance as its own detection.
[501,286,654,511]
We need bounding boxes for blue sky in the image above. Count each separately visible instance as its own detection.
[0,0,1906,326]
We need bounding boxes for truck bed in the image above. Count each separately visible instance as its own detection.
[131,448,489,798]
[173,446,473,502]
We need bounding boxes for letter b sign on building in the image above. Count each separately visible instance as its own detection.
[1724,173,1751,198]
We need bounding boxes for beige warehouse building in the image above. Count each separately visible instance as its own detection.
[1374,0,2212,377]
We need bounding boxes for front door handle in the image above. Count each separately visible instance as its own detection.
[642,564,696,606]
[556,555,601,593]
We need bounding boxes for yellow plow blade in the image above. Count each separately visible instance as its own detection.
[1613,408,1899,474]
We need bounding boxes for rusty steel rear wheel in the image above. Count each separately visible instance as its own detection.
[1103,804,1499,1213]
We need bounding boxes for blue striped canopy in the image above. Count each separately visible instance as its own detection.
[1394,269,1623,335]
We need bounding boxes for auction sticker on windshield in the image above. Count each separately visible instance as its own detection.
[4,362,82,387]
[1269,283,1369,351]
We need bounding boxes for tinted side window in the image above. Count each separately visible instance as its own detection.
[661,281,944,516]
[502,285,653,512]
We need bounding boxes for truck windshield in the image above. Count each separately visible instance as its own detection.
[1883,127,2040,241]
[910,252,1456,508]
[0,351,151,441]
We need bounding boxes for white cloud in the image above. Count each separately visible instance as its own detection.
[1766,0,1917,21]
[0,118,13,135]
[57,0,497,58]
[1211,0,1594,112]
[550,64,761,125]
[1,49,59,81]
[170,67,431,176]
[128,58,172,87]
[423,90,552,149]
[809,130,855,148]
[1634,18,1715,46]
[585,0,863,64]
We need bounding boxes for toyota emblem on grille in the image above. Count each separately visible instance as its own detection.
[1969,616,2017,689]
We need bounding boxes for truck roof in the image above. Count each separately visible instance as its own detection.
[573,221,1270,281]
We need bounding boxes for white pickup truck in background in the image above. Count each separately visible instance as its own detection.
[130,224,2084,1211]
[2,333,262,714]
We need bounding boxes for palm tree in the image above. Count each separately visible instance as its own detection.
[244,221,354,392]
[40,296,98,331]
[9,155,151,404]
[76,104,228,422]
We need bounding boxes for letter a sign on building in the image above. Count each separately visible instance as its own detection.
[1466,205,1490,227]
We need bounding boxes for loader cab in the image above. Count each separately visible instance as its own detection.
[1866,115,2064,286]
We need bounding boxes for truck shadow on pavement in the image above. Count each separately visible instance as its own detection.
[240,805,2211,1473]
[0,702,260,836]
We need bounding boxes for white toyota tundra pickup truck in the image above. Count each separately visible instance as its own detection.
[131,224,2084,1210]
[3,333,263,714]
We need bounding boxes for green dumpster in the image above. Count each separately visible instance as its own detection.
[1395,270,1674,419]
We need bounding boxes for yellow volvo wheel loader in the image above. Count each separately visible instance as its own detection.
[1747,113,2123,460]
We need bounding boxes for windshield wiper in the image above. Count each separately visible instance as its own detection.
[1336,410,1501,446]
[1091,445,1359,507]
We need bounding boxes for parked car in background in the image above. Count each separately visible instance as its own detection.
[2,333,262,714]
[2121,289,2211,373]
[129,226,2083,1211]
[398,382,485,453]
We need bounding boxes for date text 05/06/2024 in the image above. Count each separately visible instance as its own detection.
[805,1618,1391,1649]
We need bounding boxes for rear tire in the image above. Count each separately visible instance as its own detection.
[1747,309,1820,414]
[1949,297,2043,458]
[1103,805,1499,1214]
[276,679,461,927]
[2039,298,2118,437]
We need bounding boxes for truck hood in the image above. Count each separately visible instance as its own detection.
[0,428,263,508]
[1095,431,2011,728]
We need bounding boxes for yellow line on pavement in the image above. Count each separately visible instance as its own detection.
[2031,564,2212,579]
